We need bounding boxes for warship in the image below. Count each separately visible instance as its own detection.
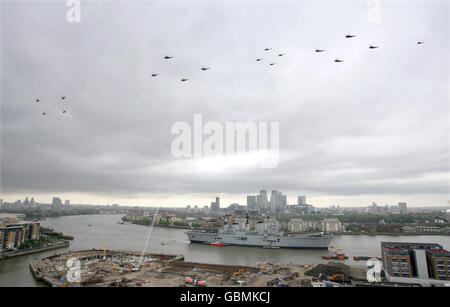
[185,216,333,249]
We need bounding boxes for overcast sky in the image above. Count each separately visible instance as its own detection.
[1,0,448,207]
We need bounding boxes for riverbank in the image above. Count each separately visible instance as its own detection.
[334,232,450,236]
[125,221,450,236]
[2,214,449,287]
[0,240,70,260]
[29,249,368,287]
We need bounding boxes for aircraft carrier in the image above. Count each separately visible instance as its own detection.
[185,217,333,249]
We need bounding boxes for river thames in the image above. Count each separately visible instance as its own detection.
[0,214,449,286]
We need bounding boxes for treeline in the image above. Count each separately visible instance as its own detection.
[23,209,100,219]
[276,214,445,224]
[18,237,49,250]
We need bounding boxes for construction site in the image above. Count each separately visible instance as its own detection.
[29,249,373,287]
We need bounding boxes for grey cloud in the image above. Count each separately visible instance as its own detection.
[1,1,448,205]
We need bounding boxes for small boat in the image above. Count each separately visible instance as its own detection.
[210,242,228,246]
[322,254,348,260]
[353,256,371,261]
[353,256,380,261]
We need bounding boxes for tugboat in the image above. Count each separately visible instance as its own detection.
[322,247,348,260]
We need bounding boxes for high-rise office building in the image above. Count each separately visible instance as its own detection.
[398,202,407,215]
[269,191,278,214]
[257,190,268,211]
[246,196,257,209]
[52,197,63,211]
[298,196,306,205]
[210,197,220,214]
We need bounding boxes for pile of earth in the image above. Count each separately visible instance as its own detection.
[304,262,352,281]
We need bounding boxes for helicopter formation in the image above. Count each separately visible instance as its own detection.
[34,33,426,115]
[148,33,426,82]
[35,95,68,116]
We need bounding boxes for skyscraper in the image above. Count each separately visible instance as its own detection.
[246,196,257,209]
[257,189,268,211]
[210,197,220,214]
[298,196,306,205]
[52,197,62,211]
[398,202,407,215]
[269,191,278,214]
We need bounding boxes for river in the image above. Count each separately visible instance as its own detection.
[1,214,449,286]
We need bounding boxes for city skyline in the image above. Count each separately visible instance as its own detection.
[1,2,448,208]
[1,191,447,209]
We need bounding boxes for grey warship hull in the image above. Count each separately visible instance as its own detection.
[185,230,333,249]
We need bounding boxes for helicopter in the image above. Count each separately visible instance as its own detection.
[369,45,379,49]
[334,58,344,63]
[345,34,356,38]
[315,48,325,53]
[201,67,210,71]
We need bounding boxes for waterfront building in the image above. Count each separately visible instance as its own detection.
[0,222,40,252]
[426,249,450,280]
[381,242,450,286]
[318,218,343,233]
